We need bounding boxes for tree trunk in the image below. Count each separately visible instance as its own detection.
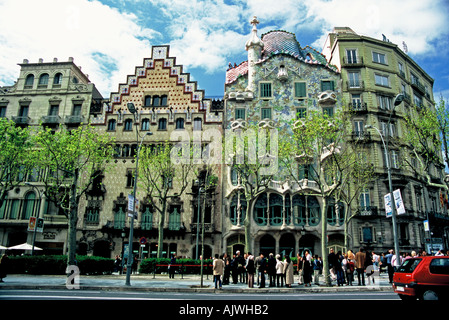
[67,169,79,268]
[157,204,166,258]
[321,197,332,286]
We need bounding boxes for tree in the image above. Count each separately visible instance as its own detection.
[224,123,277,253]
[403,101,447,190]
[435,96,449,174]
[138,141,194,258]
[279,108,354,286]
[0,118,35,209]
[34,124,115,267]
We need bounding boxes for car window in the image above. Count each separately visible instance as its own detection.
[429,258,449,275]
[396,258,421,273]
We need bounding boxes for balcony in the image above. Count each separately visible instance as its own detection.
[346,80,365,91]
[41,115,61,125]
[357,206,378,218]
[411,78,426,94]
[342,56,364,67]
[12,116,30,125]
[349,102,367,112]
[65,115,84,125]
[350,131,371,141]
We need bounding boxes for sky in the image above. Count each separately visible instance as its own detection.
[0,0,448,101]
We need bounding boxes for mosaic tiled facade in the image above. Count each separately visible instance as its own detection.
[222,17,343,256]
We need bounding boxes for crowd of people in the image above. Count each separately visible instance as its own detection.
[212,249,319,289]
[211,248,449,289]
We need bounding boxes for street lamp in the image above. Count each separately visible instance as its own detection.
[195,184,203,260]
[125,102,152,286]
[365,93,403,268]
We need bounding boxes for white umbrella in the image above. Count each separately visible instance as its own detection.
[7,243,43,251]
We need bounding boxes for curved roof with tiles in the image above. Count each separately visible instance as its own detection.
[225,30,338,85]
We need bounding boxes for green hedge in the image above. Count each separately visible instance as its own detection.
[139,258,213,275]
[8,255,115,275]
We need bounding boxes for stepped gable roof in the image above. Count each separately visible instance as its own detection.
[225,30,338,85]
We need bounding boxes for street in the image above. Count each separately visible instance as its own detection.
[0,288,400,300]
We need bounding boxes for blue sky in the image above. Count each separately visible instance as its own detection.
[1,0,448,101]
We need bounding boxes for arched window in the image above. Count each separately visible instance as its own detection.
[124,119,133,131]
[38,73,49,86]
[114,206,126,229]
[292,195,320,226]
[160,95,168,106]
[168,206,181,230]
[141,118,150,131]
[269,193,283,226]
[158,118,167,130]
[144,95,152,107]
[175,118,184,129]
[53,73,63,86]
[107,119,116,131]
[254,193,268,226]
[152,95,160,107]
[193,117,202,131]
[141,205,153,230]
[292,194,306,226]
[25,74,34,88]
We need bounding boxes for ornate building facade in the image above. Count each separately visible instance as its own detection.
[223,17,343,256]
[1,22,447,260]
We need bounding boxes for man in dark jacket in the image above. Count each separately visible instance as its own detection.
[267,253,276,287]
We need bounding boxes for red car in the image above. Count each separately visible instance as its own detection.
[393,256,449,300]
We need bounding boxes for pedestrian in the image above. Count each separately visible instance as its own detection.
[346,256,355,286]
[355,247,366,286]
[385,249,394,283]
[223,253,231,285]
[231,254,238,284]
[303,250,312,287]
[235,250,245,283]
[267,253,276,287]
[328,248,338,281]
[213,253,224,289]
[0,253,9,282]
[114,255,122,274]
[365,250,374,284]
[296,252,303,284]
[312,255,322,285]
[258,253,266,288]
[275,254,284,287]
[246,254,255,288]
[169,254,176,278]
[372,251,380,271]
[391,252,403,271]
[435,249,444,256]
[335,251,345,286]
[284,255,294,288]
[254,253,261,286]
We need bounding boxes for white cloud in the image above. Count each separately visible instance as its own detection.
[0,0,159,96]
[1,0,447,98]
[303,0,449,55]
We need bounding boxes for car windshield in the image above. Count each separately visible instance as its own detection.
[396,258,422,273]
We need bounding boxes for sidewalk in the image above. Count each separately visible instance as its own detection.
[0,272,394,293]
